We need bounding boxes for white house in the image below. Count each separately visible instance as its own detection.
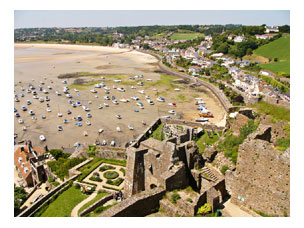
[234,36,246,43]
[265,26,279,33]
[255,34,268,40]
[229,66,241,79]
[205,35,212,41]
[260,70,271,76]
[211,53,224,58]
[188,65,202,74]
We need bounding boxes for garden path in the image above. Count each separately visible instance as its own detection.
[222,199,254,217]
[70,191,97,217]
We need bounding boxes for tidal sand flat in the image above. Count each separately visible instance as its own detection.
[14,43,225,149]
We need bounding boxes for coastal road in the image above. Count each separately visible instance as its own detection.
[138,50,233,112]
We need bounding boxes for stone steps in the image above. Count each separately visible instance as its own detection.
[201,167,218,182]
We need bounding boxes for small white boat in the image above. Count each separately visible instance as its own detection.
[128,125,134,130]
[116,127,121,132]
[195,117,209,122]
[40,135,46,141]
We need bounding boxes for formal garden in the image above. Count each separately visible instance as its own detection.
[83,162,126,192]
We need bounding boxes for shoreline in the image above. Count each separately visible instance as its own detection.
[14,42,137,54]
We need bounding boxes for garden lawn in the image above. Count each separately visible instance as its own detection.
[78,191,109,216]
[41,186,88,217]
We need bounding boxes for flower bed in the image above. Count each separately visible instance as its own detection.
[99,165,116,172]
[106,178,124,186]
[89,175,102,182]
[103,171,119,179]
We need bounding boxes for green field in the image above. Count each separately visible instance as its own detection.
[259,61,290,76]
[253,36,290,75]
[41,186,88,217]
[170,32,204,40]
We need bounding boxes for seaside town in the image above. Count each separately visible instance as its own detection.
[14,13,290,219]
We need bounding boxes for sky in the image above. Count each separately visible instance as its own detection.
[14,10,290,29]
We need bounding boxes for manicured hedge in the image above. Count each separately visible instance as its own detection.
[102,185,120,191]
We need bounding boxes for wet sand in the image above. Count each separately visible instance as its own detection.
[14,43,225,149]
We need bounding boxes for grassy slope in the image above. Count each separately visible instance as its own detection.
[253,36,290,74]
[250,100,290,122]
[195,131,219,154]
[41,186,88,217]
[78,191,109,216]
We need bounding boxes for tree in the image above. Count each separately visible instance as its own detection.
[219,82,225,90]
[216,42,229,54]
[49,149,69,160]
[279,25,290,33]
[246,48,253,55]
[142,43,150,50]
[14,186,27,216]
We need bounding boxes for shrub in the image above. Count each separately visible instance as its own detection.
[103,171,119,179]
[89,175,102,182]
[239,119,258,138]
[106,178,124,186]
[99,165,115,172]
[171,192,181,204]
[119,168,125,176]
[221,165,229,174]
[186,198,193,203]
[87,145,99,157]
[197,203,212,215]
[75,183,80,189]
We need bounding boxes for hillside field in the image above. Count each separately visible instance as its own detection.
[253,35,290,75]
[170,32,204,40]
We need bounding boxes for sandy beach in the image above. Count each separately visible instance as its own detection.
[14,43,225,149]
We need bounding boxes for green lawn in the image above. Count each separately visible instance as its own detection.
[170,33,204,40]
[253,36,290,75]
[150,123,164,141]
[78,191,109,216]
[41,186,88,217]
